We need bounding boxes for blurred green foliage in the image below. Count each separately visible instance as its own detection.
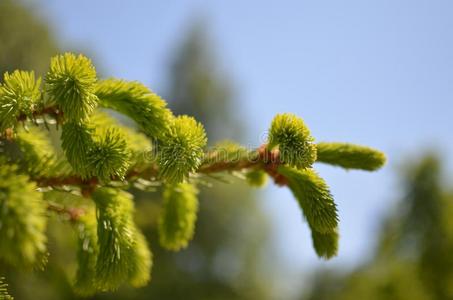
[168,22,239,141]
[0,0,57,76]
[304,154,453,300]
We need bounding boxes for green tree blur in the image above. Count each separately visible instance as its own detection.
[0,0,57,76]
[304,154,453,300]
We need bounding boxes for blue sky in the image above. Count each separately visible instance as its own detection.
[37,0,453,273]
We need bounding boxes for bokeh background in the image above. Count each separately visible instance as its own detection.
[1,0,453,299]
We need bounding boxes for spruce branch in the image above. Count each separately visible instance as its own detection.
[31,140,385,191]
[0,52,387,294]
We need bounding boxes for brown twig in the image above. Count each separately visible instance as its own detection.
[257,144,289,186]
[16,105,62,122]
[34,145,288,190]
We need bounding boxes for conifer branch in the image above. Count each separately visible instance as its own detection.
[0,53,386,295]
